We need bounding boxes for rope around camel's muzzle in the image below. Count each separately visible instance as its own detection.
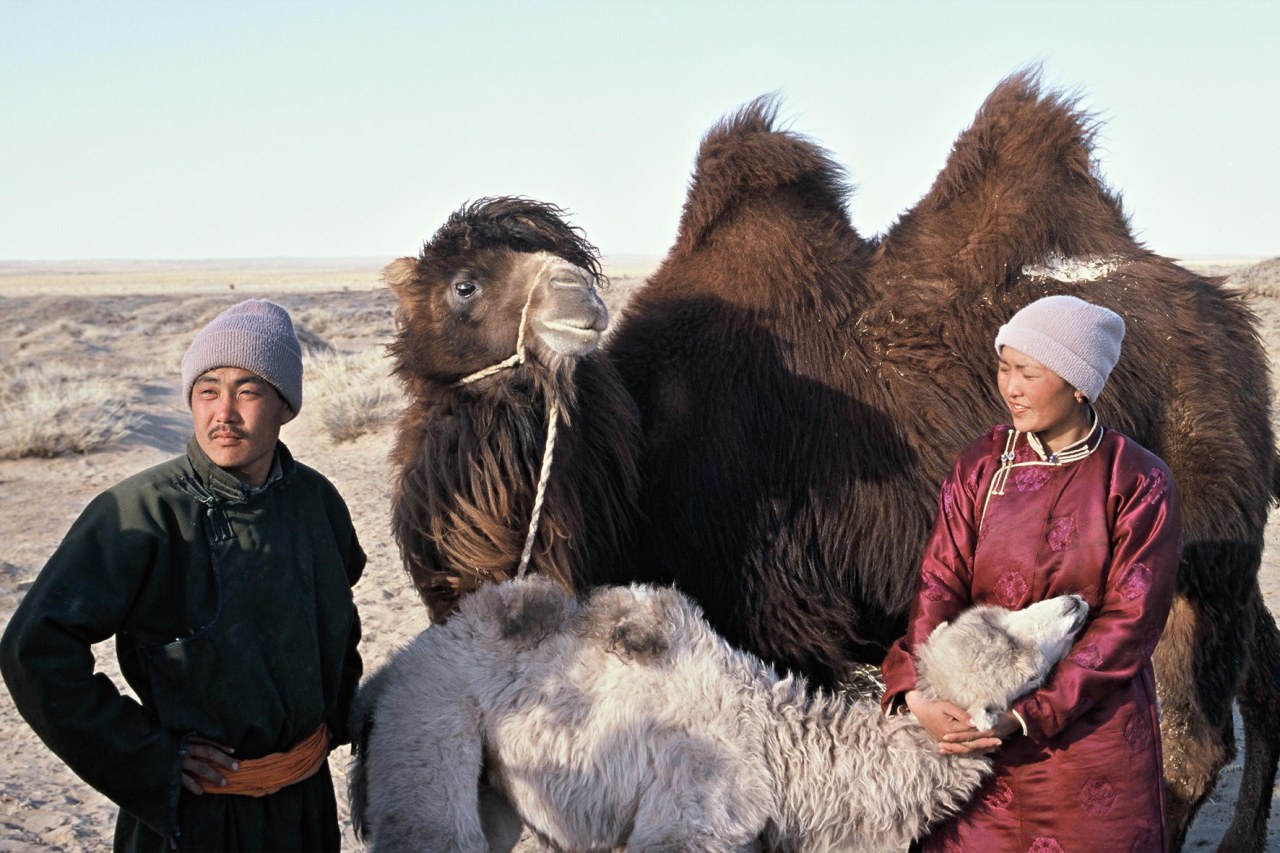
[454,257,565,579]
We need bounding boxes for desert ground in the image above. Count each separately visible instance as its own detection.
[1,255,1278,850]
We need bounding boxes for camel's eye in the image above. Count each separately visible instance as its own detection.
[453,279,478,299]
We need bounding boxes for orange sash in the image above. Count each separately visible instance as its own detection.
[200,724,330,797]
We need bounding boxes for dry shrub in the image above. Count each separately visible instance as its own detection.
[0,365,142,459]
[1227,257,1280,300]
[293,306,337,339]
[305,349,403,442]
[294,323,336,356]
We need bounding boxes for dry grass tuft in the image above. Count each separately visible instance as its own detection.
[293,321,336,356]
[305,349,404,443]
[1226,257,1280,300]
[0,365,142,459]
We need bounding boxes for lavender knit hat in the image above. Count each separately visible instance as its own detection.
[994,295,1125,402]
[181,299,304,413]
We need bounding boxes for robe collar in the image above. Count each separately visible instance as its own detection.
[184,436,293,504]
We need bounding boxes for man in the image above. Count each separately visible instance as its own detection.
[1,299,365,851]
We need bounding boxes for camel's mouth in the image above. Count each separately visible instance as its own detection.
[534,319,604,356]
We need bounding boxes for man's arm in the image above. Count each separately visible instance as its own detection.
[0,490,186,838]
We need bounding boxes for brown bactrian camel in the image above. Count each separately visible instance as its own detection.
[604,71,1280,850]
[384,197,641,623]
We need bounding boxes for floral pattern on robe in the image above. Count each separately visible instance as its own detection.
[882,425,1181,852]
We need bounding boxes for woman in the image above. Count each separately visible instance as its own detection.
[881,294,1181,851]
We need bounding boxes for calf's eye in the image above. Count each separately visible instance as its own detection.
[454,280,478,299]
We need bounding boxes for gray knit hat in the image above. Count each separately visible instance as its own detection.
[181,299,303,413]
[994,295,1125,402]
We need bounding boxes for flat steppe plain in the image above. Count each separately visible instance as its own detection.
[1,256,1277,850]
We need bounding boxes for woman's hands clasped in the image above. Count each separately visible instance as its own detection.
[904,689,1021,755]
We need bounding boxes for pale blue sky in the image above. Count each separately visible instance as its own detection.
[1,0,1276,261]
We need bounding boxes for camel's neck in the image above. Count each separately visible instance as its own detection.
[761,684,992,851]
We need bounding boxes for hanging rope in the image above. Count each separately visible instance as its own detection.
[454,257,562,578]
[516,394,560,577]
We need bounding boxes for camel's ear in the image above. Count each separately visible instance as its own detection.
[382,257,419,297]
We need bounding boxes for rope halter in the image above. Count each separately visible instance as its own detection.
[455,255,565,578]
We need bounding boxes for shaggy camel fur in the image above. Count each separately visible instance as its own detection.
[349,578,1089,852]
[385,198,641,621]
[603,72,1280,849]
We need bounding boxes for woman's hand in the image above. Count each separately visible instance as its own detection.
[940,710,1022,755]
[181,736,239,794]
[904,689,976,742]
[905,691,1019,755]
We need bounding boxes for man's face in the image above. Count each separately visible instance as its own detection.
[190,367,295,486]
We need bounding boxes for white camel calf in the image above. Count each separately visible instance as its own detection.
[350,578,1088,852]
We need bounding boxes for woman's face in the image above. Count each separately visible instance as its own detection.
[997,346,1088,448]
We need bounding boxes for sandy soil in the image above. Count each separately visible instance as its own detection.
[1,257,1278,850]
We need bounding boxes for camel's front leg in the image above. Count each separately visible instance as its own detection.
[362,692,491,852]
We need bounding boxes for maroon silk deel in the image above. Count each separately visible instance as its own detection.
[882,424,1181,852]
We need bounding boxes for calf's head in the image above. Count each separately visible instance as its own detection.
[916,594,1089,730]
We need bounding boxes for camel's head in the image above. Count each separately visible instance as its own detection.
[916,594,1089,731]
[385,197,609,388]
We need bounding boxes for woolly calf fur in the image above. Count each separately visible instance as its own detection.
[349,579,1088,852]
